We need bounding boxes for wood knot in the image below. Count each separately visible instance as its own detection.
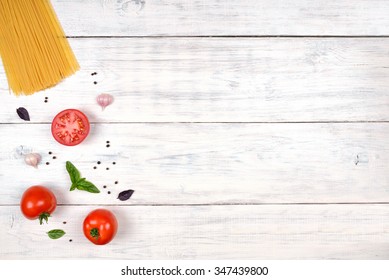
[120,0,145,15]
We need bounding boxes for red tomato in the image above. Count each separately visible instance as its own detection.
[20,186,57,225]
[51,109,90,146]
[83,209,118,245]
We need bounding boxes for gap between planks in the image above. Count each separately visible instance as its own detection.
[66,35,389,39]
[2,121,389,125]
[2,202,389,207]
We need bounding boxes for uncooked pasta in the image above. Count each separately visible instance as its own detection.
[0,0,79,95]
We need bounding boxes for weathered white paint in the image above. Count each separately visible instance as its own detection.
[1,0,388,260]
[51,0,389,36]
[1,123,388,205]
[1,38,389,122]
[2,205,389,259]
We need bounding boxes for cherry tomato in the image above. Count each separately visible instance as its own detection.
[20,186,57,225]
[83,209,118,245]
[51,109,90,146]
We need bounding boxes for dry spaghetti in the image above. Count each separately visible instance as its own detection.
[0,0,79,95]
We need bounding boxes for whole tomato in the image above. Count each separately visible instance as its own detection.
[20,186,57,224]
[83,209,118,245]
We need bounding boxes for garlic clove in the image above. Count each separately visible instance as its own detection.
[96,93,114,111]
[24,153,41,168]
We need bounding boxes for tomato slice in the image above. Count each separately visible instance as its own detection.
[51,109,90,146]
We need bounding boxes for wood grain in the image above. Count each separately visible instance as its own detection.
[51,0,389,36]
[1,123,388,205]
[2,204,389,259]
[1,0,389,260]
[1,38,389,123]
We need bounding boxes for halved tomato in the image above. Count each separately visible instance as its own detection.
[51,109,90,146]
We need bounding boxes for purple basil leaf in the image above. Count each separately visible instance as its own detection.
[117,189,134,201]
[16,107,30,121]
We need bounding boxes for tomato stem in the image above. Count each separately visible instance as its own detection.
[90,228,100,239]
[38,212,50,225]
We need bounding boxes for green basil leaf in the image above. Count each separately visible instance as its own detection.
[66,161,81,184]
[76,179,100,193]
[47,229,66,239]
[70,178,86,191]
[66,161,100,193]
[70,183,77,191]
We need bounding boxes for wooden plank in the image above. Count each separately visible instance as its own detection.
[1,123,389,205]
[1,38,389,123]
[51,0,389,36]
[2,204,389,259]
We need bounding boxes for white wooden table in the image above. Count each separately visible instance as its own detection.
[1,0,389,259]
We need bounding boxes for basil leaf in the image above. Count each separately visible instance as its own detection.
[117,189,135,201]
[66,161,100,193]
[66,161,81,184]
[76,179,100,193]
[70,178,86,191]
[16,107,30,121]
[47,229,65,239]
[70,182,78,191]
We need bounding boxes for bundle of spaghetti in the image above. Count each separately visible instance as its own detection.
[0,0,79,95]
